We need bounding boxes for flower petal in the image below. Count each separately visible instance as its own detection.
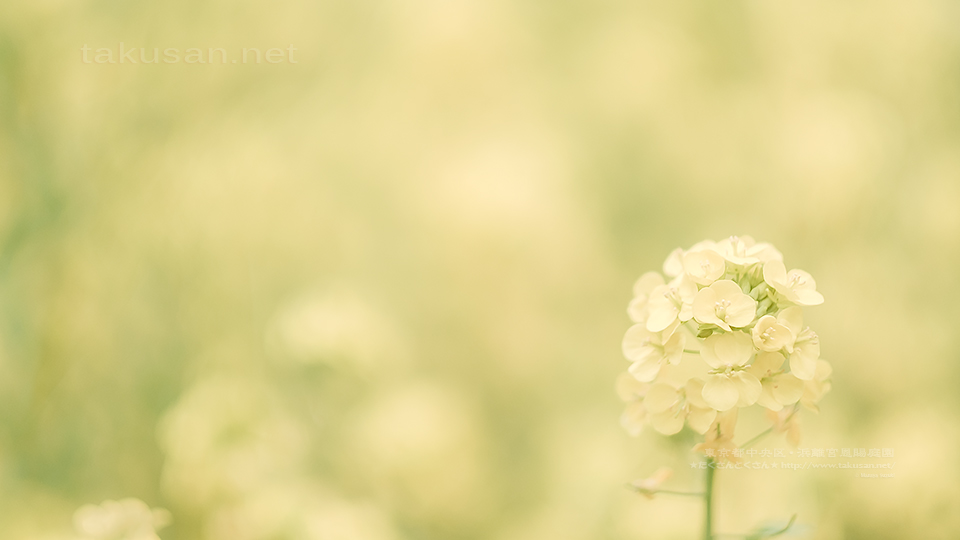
[663,248,684,278]
[698,335,723,370]
[615,372,647,402]
[622,324,657,361]
[763,260,787,287]
[747,351,785,379]
[686,406,718,434]
[682,250,725,285]
[706,332,754,367]
[731,371,762,406]
[650,409,685,435]
[702,374,739,411]
[633,271,665,297]
[793,333,820,366]
[790,269,817,290]
[620,402,647,437]
[771,373,804,405]
[662,332,686,365]
[628,274,663,322]
[814,359,833,381]
[627,296,648,324]
[634,466,673,492]
[725,294,758,328]
[789,353,818,380]
[717,408,739,437]
[710,279,745,299]
[676,275,699,302]
[752,316,792,352]
[660,318,681,341]
[629,359,661,382]
[643,383,679,413]
[646,292,679,332]
[794,288,824,306]
[684,378,710,409]
[692,288,721,328]
[748,242,782,263]
[757,380,784,411]
[777,306,804,338]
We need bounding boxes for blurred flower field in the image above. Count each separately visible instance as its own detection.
[1,0,959,539]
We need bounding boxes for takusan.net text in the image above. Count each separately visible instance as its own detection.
[81,43,298,64]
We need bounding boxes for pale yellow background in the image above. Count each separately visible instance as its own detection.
[0,1,958,539]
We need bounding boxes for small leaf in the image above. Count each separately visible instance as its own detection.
[745,514,797,540]
[697,325,718,338]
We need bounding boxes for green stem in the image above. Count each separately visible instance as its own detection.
[704,457,715,540]
[654,489,705,497]
[738,427,773,450]
[683,349,701,354]
[764,514,798,537]
[739,405,800,449]
[625,484,704,497]
[713,514,797,539]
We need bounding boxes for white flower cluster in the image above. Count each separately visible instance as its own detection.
[619,236,832,439]
[74,498,171,540]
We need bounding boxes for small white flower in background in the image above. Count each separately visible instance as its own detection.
[619,402,647,438]
[767,408,802,447]
[74,498,171,540]
[693,409,740,460]
[630,467,673,499]
[617,236,830,459]
[662,248,684,278]
[622,323,685,382]
[627,272,665,323]
[616,372,649,437]
[800,359,833,413]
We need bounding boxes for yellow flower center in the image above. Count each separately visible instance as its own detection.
[663,287,683,308]
[760,327,777,344]
[714,299,731,319]
[728,236,746,257]
[796,328,818,346]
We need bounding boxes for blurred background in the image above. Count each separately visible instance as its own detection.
[1,0,959,539]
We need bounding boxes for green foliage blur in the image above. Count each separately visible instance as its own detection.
[1,0,959,539]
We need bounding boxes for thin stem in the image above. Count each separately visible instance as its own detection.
[703,457,715,540]
[764,514,798,537]
[739,405,800,449]
[625,484,704,497]
[738,426,773,450]
[654,489,706,497]
[713,514,797,539]
[683,349,701,354]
